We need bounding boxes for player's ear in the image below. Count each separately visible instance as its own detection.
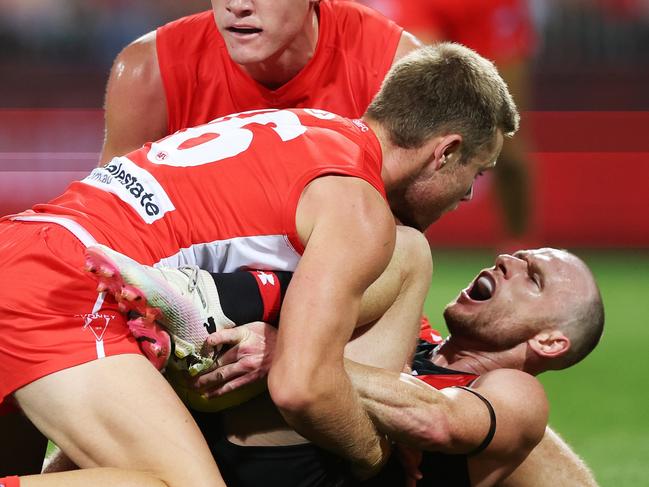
[431,134,462,170]
[527,330,571,359]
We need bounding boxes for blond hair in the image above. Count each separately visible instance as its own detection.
[366,43,519,162]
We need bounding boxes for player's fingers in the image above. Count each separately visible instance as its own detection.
[214,343,243,367]
[191,363,246,391]
[206,327,248,348]
[204,375,264,398]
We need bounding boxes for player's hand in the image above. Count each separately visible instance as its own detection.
[350,435,391,481]
[189,321,277,398]
[396,443,423,487]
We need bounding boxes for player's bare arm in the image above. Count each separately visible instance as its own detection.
[100,31,167,164]
[267,175,396,478]
[464,370,548,487]
[347,363,548,486]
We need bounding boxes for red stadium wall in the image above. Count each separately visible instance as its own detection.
[1,110,648,248]
[426,112,649,248]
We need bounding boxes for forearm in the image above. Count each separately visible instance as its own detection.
[271,363,389,474]
[346,359,448,450]
[271,174,398,472]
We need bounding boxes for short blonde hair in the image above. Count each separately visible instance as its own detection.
[366,43,519,162]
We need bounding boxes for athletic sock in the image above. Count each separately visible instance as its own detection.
[209,271,291,326]
[0,476,20,487]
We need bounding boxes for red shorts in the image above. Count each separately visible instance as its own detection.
[393,0,536,64]
[0,220,142,409]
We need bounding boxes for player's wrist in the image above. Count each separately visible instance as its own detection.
[350,434,391,480]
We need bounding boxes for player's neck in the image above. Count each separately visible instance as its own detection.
[239,9,319,89]
[431,335,523,375]
[365,118,435,192]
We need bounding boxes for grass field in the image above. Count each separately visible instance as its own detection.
[423,249,649,487]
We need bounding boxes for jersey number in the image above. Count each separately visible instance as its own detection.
[146,110,308,167]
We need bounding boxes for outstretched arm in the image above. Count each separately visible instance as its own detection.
[267,176,396,478]
[347,362,548,486]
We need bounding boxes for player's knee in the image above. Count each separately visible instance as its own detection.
[395,226,433,286]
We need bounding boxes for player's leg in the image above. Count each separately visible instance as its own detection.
[0,221,224,487]
[493,427,598,487]
[493,60,533,240]
[346,226,433,371]
[14,354,225,487]
[0,411,48,475]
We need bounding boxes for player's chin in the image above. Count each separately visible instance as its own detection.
[226,43,270,65]
[442,303,460,326]
[443,304,475,332]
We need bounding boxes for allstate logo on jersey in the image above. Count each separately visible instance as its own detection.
[81,157,175,224]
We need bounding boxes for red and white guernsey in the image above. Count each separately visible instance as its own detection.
[27,109,386,272]
[156,1,403,133]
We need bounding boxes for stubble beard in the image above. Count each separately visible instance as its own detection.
[444,307,530,351]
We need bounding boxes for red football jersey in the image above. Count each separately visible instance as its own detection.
[413,331,479,390]
[24,109,385,271]
[156,0,403,133]
[416,369,478,390]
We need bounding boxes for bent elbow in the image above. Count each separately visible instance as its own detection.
[417,412,454,451]
[267,366,319,416]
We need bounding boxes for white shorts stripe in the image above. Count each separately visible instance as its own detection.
[10,214,98,247]
[90,292,107,359]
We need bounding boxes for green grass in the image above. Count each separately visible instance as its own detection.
[423,249,649,487]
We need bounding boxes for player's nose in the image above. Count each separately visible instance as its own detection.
[226,0,254,16]
[494,254,525,278]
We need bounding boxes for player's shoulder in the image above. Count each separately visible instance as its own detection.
[472,368,546,404]
[114,6,218,79]
[110,31,159,89]
[471,369,548,446]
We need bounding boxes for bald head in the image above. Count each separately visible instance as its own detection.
[444,248,604,370]
[547,253,604,369]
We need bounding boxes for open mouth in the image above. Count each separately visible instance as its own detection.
[467,271,496,301]
[226,26,263,35]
